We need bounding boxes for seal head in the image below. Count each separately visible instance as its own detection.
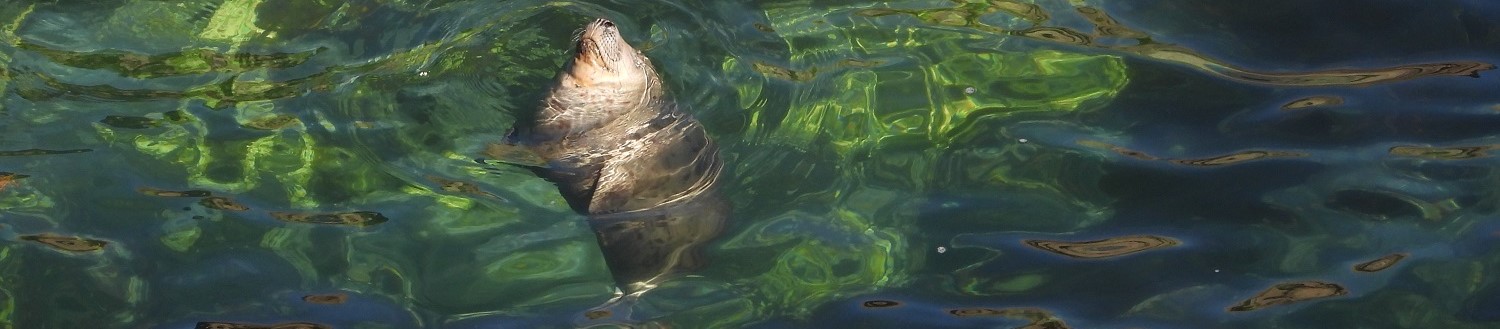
[530,19,662,144]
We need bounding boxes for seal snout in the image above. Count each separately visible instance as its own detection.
[573,18,638,74]
[584,18,618,37]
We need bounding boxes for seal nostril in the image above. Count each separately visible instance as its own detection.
[602,20,614,28]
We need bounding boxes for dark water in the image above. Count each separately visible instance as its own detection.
[1,0,1498,328]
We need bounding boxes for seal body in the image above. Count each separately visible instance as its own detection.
[517,18,727,294]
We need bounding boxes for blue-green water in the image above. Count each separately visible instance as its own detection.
[1,0,1498,328]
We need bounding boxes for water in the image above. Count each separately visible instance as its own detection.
[1,0,1498,328]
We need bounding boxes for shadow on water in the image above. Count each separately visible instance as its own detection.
[1,0,1499,328]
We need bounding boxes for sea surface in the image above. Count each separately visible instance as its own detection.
[1,0,1499,328]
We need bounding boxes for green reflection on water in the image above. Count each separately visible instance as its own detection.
[199,0,265,43]
[0,0,1143,326]
[158,210,203,252]
[738,3,1127,152]
[0,248,16,329]
[4,2,604,324]
[98,104,322,200]
[19,42,320,79]
[0,4,32,101]
[731,45,1126,154]
[700,0,1129,321]
[720,207,909,315]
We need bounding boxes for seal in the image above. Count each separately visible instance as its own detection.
[514,18,728,295]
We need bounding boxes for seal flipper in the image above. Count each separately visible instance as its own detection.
[481,141,549,168]
[578,166,605,214]
[530,165,603,214]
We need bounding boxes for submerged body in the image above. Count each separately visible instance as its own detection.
[516,18,727,294]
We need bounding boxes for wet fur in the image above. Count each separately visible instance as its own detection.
[517,19,727,294]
